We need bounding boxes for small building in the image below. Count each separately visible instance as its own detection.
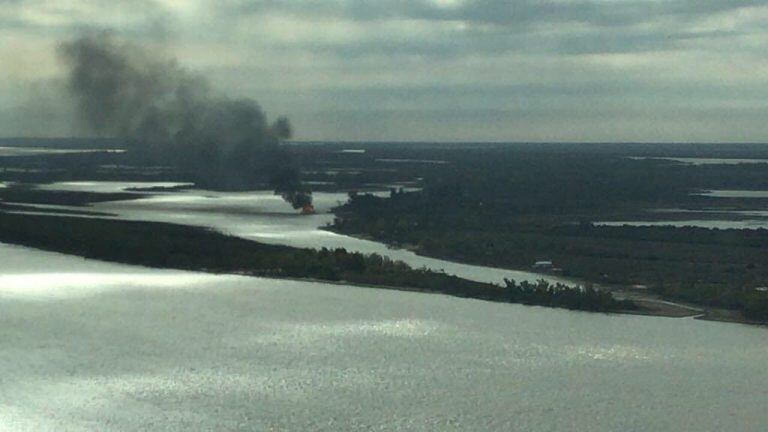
[755,287,768,292]
[533,260,554,270]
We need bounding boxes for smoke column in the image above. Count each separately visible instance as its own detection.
[58,31,310,207]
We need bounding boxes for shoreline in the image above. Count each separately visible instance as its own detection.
[0,187,762,326]
[323,227,766,327]
[0,210,630,314]
[6,236,749,324]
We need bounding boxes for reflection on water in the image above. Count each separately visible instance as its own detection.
[629,156,768,165]
[601,191,768,229]
[36,181,192,194]
[696,189,768,198]
[376,158,449,164]
[0,272,225,298]
[598,206,768,230]
[1,243,767,431]
[34,182,562,285]
[0,146,125,157]
[93,191,563,284]
[596,220,768,230]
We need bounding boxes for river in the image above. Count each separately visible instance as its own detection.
[30,182,566,285]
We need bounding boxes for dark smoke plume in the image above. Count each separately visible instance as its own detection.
[58,31,311,208]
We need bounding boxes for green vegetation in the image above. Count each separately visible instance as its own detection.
[327,147,768,322]
[334,197,768,321]
[7,140,768,321]
[504,279,626,312]
[0,212,630,312]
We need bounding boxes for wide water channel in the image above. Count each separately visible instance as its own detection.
[32,182,565,285]
[1,242,768,431]
[1,182,767,431]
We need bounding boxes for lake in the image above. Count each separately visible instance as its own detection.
[1,242,767,431]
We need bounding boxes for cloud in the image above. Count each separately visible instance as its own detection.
[1,0,768,142]
[226,0,763,28]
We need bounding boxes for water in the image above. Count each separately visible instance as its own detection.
[697,190,768,198]
[3,182,768,430]
[629,156,768,165]
[1,242,767,431]
[597,207,768,230]
[596,220,768,230]
[33,183,563,285]
[0,146,125,157]
[376,158,449,164]
[597,199,768,230]
[36,181,192,194]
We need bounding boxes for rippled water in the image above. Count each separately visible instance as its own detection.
[32,182,563,285]
[1,243,767,431]
[3,181,768,430]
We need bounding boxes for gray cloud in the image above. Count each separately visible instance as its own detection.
[0,0,173,39]
[1,0,768,142]
[218,0,764,59]
[230,0,763,27]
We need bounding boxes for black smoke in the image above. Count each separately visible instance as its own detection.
[58,31,311,208]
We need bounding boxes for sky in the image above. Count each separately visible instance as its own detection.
[1,0,767,143]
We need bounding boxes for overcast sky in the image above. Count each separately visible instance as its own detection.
[1,0,767,142]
